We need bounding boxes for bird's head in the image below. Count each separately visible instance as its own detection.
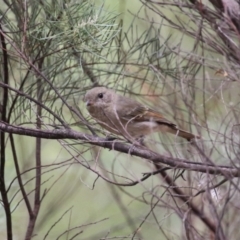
[84,87,114,110]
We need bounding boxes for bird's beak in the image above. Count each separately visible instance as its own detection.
[86,100,93,107]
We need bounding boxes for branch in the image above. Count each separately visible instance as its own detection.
[0,121,239,177]
[0,21,12,240]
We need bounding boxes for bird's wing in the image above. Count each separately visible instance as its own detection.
[115,95,176,127]
[122,105,177,128]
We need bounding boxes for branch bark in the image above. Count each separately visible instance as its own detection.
[0,121,238,177]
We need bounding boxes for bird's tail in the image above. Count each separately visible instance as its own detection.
[168,127,200,141]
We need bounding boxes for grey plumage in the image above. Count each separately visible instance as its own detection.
[84,87,199,141]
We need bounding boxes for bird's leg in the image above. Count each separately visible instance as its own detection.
[128,135,146,155]
[127,135,145,146]
[101,135,119,150]
[136,135,146,146]
[105,135,117,141]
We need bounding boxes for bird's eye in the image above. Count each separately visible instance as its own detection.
[98,93,103,99]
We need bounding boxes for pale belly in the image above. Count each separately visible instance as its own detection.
[88,106,167,138]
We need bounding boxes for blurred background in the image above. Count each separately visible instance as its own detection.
[1,0,240,239]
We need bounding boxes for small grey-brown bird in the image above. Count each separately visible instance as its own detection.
[84,87,199,141]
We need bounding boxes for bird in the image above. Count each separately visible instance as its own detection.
[84,87,199,142]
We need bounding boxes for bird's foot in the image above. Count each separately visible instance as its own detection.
[136,135,145,146]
